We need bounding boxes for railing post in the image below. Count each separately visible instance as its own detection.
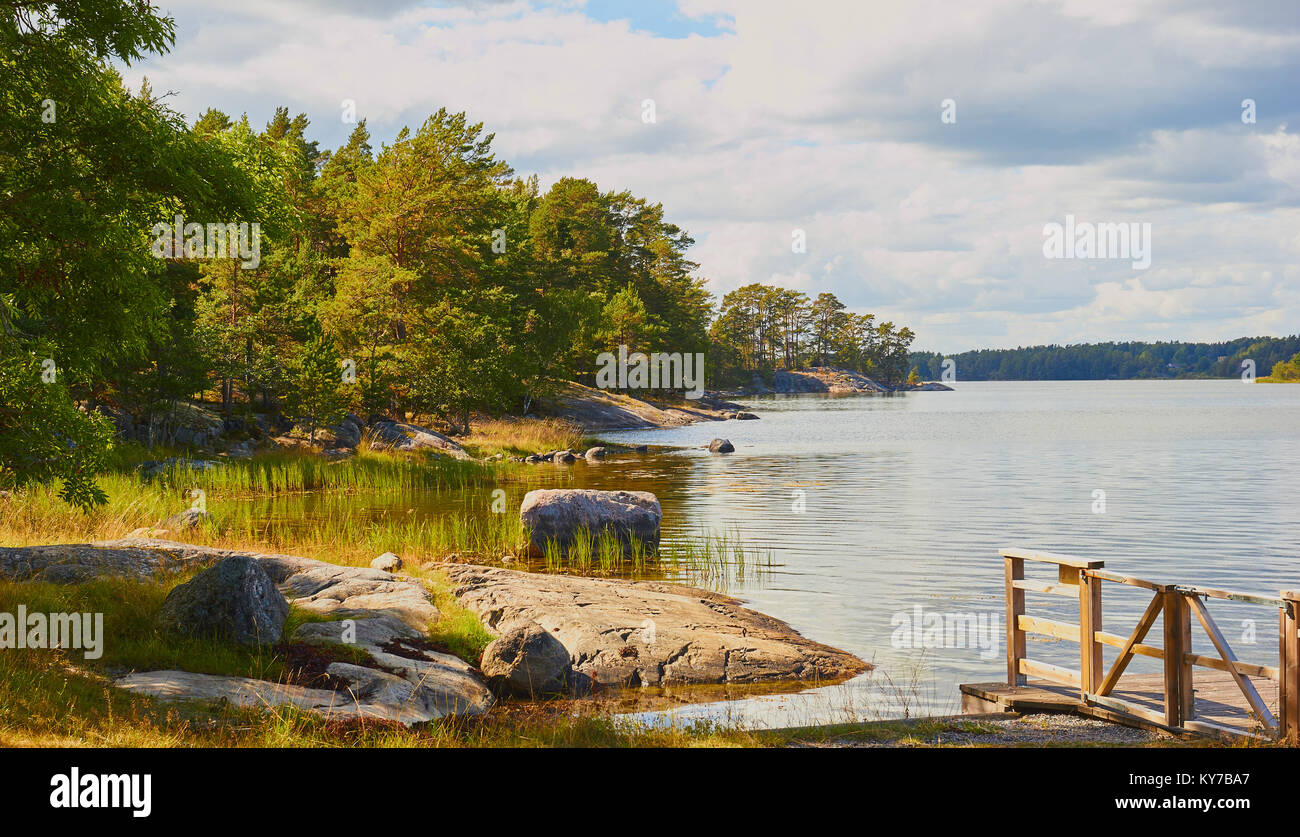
[1281,591,1300,743]
[1005,555,1025,686]
[1079,570,1103,700]
[1162,591,1193,727]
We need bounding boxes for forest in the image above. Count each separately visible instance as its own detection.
[0,2,920,508]
[909,336,1300,382]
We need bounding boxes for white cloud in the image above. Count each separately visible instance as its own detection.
[131,0,1300,351]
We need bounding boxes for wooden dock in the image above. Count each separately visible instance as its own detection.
[959,548,1299,743]
[962,671,1279,739]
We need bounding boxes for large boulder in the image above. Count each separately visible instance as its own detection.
[156,556,289,645]
[480,622,575,697]
[368,421,471,459]
[328,414,365,449]
[519,489,661,556]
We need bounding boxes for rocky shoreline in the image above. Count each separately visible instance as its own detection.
[718,366,953,397]
[0,538,868,725]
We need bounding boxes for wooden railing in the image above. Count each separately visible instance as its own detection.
[1002,547,1300,741]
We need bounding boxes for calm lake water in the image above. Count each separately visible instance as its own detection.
[242,380,1300,726]
[587,380,1300,726]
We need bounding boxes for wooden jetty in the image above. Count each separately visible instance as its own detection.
[959,548,1299,742]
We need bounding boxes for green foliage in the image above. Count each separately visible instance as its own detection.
[708,285,916,386]
[1262,351,1300,382]
[0,325,113,509]
[1,0,918,508]
[910,336,1300,381]
[283,332,347,444]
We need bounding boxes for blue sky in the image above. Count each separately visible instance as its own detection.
[133,0,1300,352]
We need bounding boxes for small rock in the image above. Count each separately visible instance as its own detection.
[584,446,606,460]
[632,445,649,453]
[155,556,289,645]
[161,508,212,531]
[734,412,758,420]
[480,622,576,698]
[708,438,735,453]
[370,552,403,572]
[126,527,170,539]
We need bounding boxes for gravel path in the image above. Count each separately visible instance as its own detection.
[797,712,1165,747]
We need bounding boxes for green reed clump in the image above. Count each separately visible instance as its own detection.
[143,449,527,497]
[658,528,776,590]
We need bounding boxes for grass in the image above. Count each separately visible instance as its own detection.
[0,444,1221,749]
[457,416,589,459]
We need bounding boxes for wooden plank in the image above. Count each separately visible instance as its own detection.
[1096,592,1164,697]
[999,548,1104,570]
[1017,614,1080,642]
[1087,569,1166,592]
[1183,653,1278,680]
[1005,556,1026,687]
[1096,632,1164,660]
[1087,691,1174,727]
[1283,592,1300,742]
[1019,658,1081,687]
[1187,595,1277,733]
[1011,579,1079,597]
[1177,594,1194,723]
[1184,718,1272,742]
[1162,591,1186,727]
[1173,584,1284,608]
[1080,573,1103,697]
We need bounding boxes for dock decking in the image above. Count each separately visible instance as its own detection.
[959,548,1299,743]
[962,671,1279,739]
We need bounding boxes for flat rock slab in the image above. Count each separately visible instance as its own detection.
[0,539,493,723]
[114,669,485,725]
[368,421,471,459]
[440,564,868,688]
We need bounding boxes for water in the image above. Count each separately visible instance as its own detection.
[236,380,1300,726]
[586,380,1300,726]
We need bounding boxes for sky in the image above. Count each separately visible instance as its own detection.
[128,0,1300,352]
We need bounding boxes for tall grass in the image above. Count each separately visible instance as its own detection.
[460,416,587,458]
[145,448,519,496]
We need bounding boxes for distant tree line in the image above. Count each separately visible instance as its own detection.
[910,336,1300,381]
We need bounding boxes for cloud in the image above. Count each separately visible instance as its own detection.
[129,0,1300,351]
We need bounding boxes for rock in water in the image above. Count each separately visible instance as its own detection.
[583,446,607,460]
[156,556,289,645]
[708,438,734,453]
[520,489,661,556]
[480,622,575,697]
